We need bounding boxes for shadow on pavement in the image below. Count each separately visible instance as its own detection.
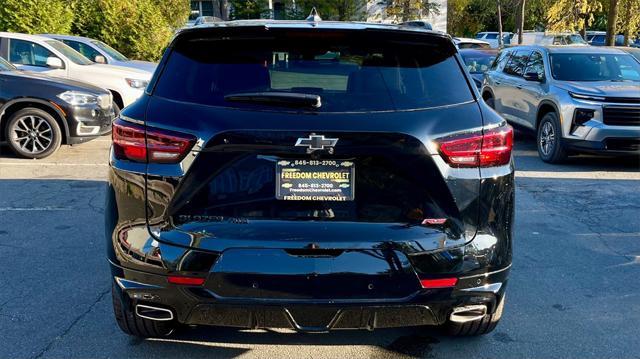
[513,129,640,174]
[151,325,448,358]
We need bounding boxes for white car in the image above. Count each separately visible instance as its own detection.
[453,37,491,49]
[0,32,152,111]
[474,32,513,48]
[41,34,157,73]
[511,31,588,46]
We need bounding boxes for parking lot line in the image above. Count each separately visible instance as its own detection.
[0,207,73,211]
[0,163,107,166]
[516,170,640,180]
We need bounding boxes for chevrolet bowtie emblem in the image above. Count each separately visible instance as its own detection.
[295,135,338,153]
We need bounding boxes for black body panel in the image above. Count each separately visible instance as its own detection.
[106,21,514,332]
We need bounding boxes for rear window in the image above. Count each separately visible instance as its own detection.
[154,29,473,112]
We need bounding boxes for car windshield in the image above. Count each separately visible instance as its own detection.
[550,53,640,81]
[91,40,129,62]
[461,52,496,73]
[154,30,474,112]
[0,56,16,71]
[45,40,93,65]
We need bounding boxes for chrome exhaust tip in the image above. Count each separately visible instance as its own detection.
[449,305,487,323]
[135,304,174,321]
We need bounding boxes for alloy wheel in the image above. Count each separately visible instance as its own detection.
[539,121,555,156]
[9,115,53,155]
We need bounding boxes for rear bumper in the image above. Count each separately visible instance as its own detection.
[110,260,509,331]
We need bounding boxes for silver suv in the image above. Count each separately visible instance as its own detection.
[482,46,640,162]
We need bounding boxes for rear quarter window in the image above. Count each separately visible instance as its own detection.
[153,29,474,112]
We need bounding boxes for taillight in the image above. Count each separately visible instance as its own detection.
[437,126,513,168]
[112,119,196,163]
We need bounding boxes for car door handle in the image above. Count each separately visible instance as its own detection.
[516,85,523,89]
[495,81,502,85]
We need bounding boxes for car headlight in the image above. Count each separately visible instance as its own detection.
[57,91,99,106]
[125,78,149,89]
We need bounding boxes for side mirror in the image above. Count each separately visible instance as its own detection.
[46,57,63,69]
[523,72,542,82]
[94,55,107,64]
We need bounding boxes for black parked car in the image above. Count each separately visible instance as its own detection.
[0,57,113,158]
[106,21,514,339]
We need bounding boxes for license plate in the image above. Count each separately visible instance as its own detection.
[276,159,354,201]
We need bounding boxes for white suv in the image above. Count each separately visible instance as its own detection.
[475,32,513,48]
[0,32,152,111]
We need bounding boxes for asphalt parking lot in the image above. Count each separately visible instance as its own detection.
[0,133,639,359]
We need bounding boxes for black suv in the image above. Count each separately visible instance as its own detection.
[106,21,514,338]
[0,57,113,158]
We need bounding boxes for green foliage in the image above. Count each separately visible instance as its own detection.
[268,0,365,21]
[617,0,640,42]
[230,0,270,20]
[385,0,441,22]
[70,0,173,61]
[153,0,191,30]
[546,0,603,32]
[447,0,609,37]
[0,0,188,61]
[0,0,73,34]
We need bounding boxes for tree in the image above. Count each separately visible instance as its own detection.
[71,0,173,61]
[516,0,525,44]
[153,0,191,30]
[616,0,639,45]
[385,0,441,22]
[212,0,230,20]
[497,0,503,47]
[284,0,366,21]
[546,0,603,36]
[230,0,270,19]
[606,0,619,45]
[0,0,73,34]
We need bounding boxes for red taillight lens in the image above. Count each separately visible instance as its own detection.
[167,276,205,286]
[420,277,458,289]
[437,126,513,168]
[112,119,196,163]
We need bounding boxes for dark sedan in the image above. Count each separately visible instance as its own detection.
[0,57,114,158]
[459,49,498,89]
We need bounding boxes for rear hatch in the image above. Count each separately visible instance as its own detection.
[141,25,484,297]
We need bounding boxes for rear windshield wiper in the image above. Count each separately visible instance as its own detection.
[224,92,321,109]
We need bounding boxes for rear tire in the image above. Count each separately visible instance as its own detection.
[537,112,567,163]
[111,283,176,338]
[445,295,505,336]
